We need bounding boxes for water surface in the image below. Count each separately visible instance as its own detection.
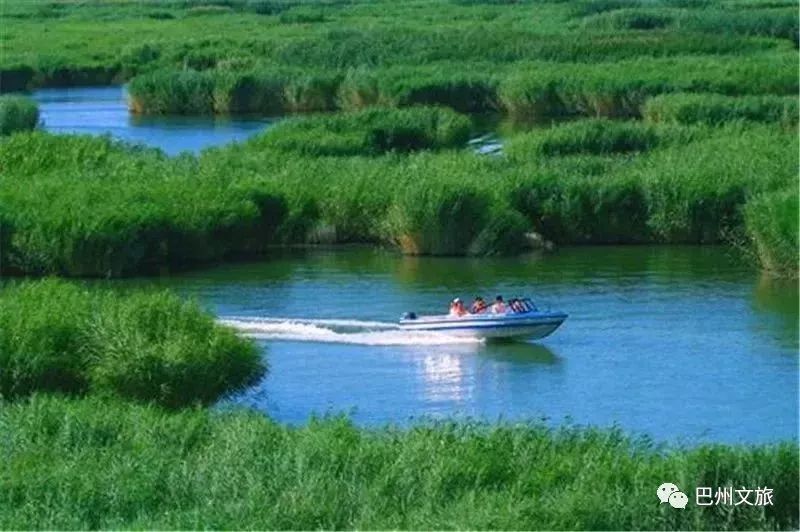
[140,246,799,445]
[32,86,275,155]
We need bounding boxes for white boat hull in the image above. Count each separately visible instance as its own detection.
[398,311,567,340]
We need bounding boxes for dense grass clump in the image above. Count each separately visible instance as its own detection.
[128,68,342,114]
[643,93,798,126]
[255,106,472,156]
[498,54,797,121]
[127,69,215,114]
[337,67,500,113]
[0,95,39,135]
[2,121,795,274]
[504,119,694,159]
[0,280,264,407]
[745,188,799,277]
[1,395,797,530]
[0,132,287,276]
[507,123,796,244]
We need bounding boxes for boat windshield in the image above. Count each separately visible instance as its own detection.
[512,298,537,313]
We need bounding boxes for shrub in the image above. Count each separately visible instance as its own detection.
[0,280,264,407]
[0,95,39,135]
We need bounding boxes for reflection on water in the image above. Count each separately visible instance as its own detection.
[128,245,796,444]
[752,274,799,349]
[420,353,472,403]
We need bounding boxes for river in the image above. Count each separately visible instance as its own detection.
[32,85,503,155]
[32,86,275,155]
[135,246,799,445]
[33,86,798,445]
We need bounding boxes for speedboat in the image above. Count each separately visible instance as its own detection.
[398,298,567,340]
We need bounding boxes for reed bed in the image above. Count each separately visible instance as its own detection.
[1,394,797,530]
[0,280,264,407]
[1,122,795,274]
[126,52,797,118]
[0,132,288,276]
[498,53,797,121]
[254,106,472,156]
[0,95,39,135]
[745,188,799,277]
[504,119,702,159]
[643,94,798,127]
[580,6,798,42]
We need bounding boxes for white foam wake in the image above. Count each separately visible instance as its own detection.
[219,316,483,346]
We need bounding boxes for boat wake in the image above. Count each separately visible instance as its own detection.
[219,316,483,346]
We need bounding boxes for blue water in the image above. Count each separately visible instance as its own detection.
[137,246,799,445]
[32,86,275,155]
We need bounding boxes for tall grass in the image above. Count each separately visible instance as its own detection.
[0,132,287,276]
[2,0,794,94]
[1,394,797,530]
[499,54,797,121]
[745,188,799,277]
[1,121,795,274]
[253,106,472,156]
[504,119,701,159]
[643,93,798,127]
[507,123,796,244]
[127,51,797,118]
[0,280,264,407]
[0,95,39,135]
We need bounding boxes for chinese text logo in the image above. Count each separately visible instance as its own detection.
[657,482,689,509]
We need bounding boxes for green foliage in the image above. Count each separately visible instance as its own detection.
[1,121,796,272]
[338,67,500,113]
[256,106,472,156]
[635,125,796,243]
[128,69,215,114]
[643,93,798,126]
[507,119,662,158]
[1,395,797,530]
[745,188,799,277]
[0,280,264,407]
[0,132,287,276]
[498,54,797,121]
[387,181,492,255]
[0,0,797,273]
[0,95,39,135]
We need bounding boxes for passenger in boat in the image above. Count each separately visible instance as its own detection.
[491,295,506,314]
[449,298,468,317]
[470,296,488,314]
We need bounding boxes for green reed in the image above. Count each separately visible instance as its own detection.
[745,188,799,277]
[0,280,264,407]
[1,394,797,530]
[1,121,796,274]
[643,93,798,127]
[0,95,39,135]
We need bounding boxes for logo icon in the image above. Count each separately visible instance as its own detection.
[658,482,688,509]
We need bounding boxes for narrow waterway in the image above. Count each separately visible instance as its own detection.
[32,85,276,155]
